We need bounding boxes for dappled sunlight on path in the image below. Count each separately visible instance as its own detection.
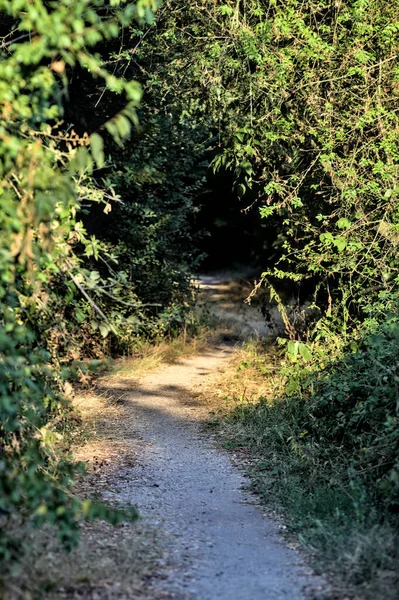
[197,274,285,339]
[88,337,320,600]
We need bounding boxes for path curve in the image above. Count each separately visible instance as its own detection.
[102,338,319,599]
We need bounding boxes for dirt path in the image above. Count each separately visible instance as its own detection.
[100,343,317,600]
[87,276,320,600]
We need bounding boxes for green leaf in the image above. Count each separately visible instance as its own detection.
[287,340,299,359]
[237,183,246,198]
[75,309,86,323]
[90,133,105,168]
[337,218,351,230]
[245,144,255,156]
[75,147,90,174]
[90,319,99,331]
[298,343,312,361]
[334,237,347,252]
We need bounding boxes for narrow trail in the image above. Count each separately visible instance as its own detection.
[96,276,320,600]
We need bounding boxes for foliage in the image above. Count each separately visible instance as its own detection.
[54,4,211,354]
[274,315,398,507]
[145,0,399,333]
[2,0,399,591]
[107,111,205,305]
[217,314,399,595]
[0,0,160,565]
[86,107,207,351]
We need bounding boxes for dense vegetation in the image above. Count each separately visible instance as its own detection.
[1,0,398,596]
[0,0,199,566]
[219,314,398,596]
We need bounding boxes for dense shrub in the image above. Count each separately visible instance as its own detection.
[295,316,399,509]
[0,0,160,564]
[234,315,399,510]
[219,315,399,594]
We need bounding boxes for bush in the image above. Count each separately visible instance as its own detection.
[0,0,159,566]
[219,312,399,595]
[259,314,399,509]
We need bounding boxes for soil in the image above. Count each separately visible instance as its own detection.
[69,275,324,600]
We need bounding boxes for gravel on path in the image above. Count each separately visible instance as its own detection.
[102,343,320,600]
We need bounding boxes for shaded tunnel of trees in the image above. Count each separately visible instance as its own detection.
[1,1,399,594]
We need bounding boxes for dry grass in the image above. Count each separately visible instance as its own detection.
[106,328,213,381]
[2,519,173,600]
[197,337,282,414]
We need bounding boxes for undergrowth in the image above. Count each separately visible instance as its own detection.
[215,317,399,599]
